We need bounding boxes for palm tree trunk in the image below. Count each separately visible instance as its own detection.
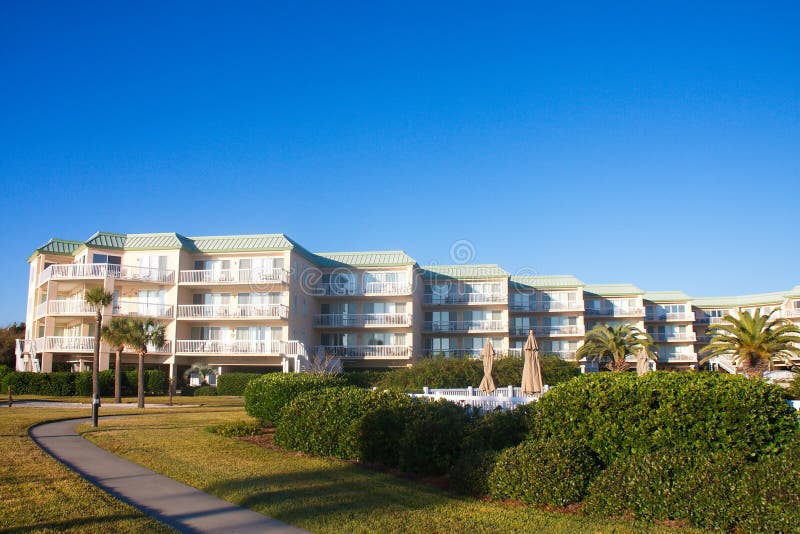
[114,349,122,404]
[137,352,145,409]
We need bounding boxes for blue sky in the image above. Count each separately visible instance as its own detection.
[0,1,798,324]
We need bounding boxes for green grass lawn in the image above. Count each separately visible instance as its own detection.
[80,410,698,534]
[10,393,244,407]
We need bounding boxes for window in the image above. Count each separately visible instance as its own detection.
[92,254,121,265]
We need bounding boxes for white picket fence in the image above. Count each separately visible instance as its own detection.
[411,385,549,412]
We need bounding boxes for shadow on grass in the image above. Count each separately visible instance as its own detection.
[0,513,150,534]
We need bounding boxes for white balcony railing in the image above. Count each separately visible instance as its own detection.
[313,313,412,327]
[179,268,289,285]
[114,301,174,318]
[645,312,696,322]
[175,339,285,354]
[784,308,800,319]
[424,293,508,305]
[650,332,697,342]
[36,300,97,318]
[508,301,584,312]
[423,320,508,333]
[505,348,577,360]
[316,345,412,359]
[177,303,288,320]
[658,352,698,363]
[695,316,729,325]
[585,307,645,317]
[39,263,175,285]
[509,325,584,337]
[45,336,95,352]
[318,282,412,296]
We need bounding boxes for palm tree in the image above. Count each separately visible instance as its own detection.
[123,318,166,408]
[699,309,800,377]
[183,363,217,386]
[576,323,656,372]
[84,287,113,426]
[101,317,130,404]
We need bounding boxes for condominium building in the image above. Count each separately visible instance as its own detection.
[15,232,800,379]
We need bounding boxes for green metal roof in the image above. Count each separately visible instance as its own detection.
[315,251,417,268]
[28,238,84,260]
[190,234,297,253]
[124,233,195,250]
[584,284,644,297]
[693,292,786,308]
[421,264,509,280]
[643,291,692,302]
[510,275,584,289]
[85,231,127,249]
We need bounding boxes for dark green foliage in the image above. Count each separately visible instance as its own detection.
[3,372,74,395]
[450,449,498,496]
[340,370,390,389]
[193,385,218,396]
[145,370,167,395]
[123,370,139,395]
[784,373,800,400]
[488,438,602,508]
[2,369,160,397]
[216,373,263,396]
[0,323,24,368]
[207,420,262,437]
[374,355,579,392]
[0,365,12,381]
[526,371,797,465]
[98,370,115,396]
[181,386,198,396]
[73,371,92,396]
[244,373,346,425]
[275,386,412,460]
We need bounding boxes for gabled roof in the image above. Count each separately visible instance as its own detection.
[643,291,692,303]
[314,251,416,268]
[421,264,509,280]
[584,284,644,297]
[510,275,584,290]
[28,238,84,260]
[189,234,297,253]
[85,231,127,249]
[693,292,786,308]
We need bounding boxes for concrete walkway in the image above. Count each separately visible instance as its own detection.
[30,417,308,534]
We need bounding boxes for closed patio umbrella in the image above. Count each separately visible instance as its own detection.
[636,348,651,376]
[522,330,543,395]
[478,339,496,394]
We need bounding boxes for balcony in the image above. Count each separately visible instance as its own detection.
[423,320,508,333]
[16,337,171,354]
[508,301,583,312]
[784,308,800,319]
[694,316,729,325]
[585,307,645,317]
[506,348,577,360]
[313,313,412,328]
[509,325,584,337]
[114,301,174,319]
[423,293,508,305]
[657,352,698,363]
[179,268,289,285]
[36,300,97,318]
[318,282,412,296]
[177,303,288,320]
[650,332,697,342]
[175,339,286,355]
[39,263,175,285]
[317,345,412,359]
[645,312,696,322]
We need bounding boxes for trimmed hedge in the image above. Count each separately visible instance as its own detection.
[123,369,168,395]
[217,373,263,396]
[488,438,602,508]
[275,386,412,460]
[207,420,262,437]
[373,355,580,392]
[244,373,346,425]
[526,372,798,465]
[3,370,165,396]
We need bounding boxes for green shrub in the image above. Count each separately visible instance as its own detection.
[98,369,115,396]
[193,385,218,396]
[489,438,601,508]
[217,373,263,395]
[0,365,12,381]
[207,420,262,437]
[181,385,198,396]
[123,370,139,395]
[145,370,168,395]
[450,448,498,496]
[340,370,389,389]
[74,371,92,396]
[526,372,797,465]
[374,355,579,392]
[275,386,412,460]
[244,373,346,425]
[784,373,800,400]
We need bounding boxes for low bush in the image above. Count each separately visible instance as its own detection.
[122,369,168,395]
[450,449,498,496]
[193,385,218,396]
[216,373,263,396]
[73,371,92,396]
[3,372,73,395]
[340,370,390,389]
[244,373,346,425]
[526,371,797,465]
[374,355,580,392]
[206,420,262,437]
[488,438,602,508]
[275,386,412,460]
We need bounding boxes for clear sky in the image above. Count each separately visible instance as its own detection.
[0,1,798,324]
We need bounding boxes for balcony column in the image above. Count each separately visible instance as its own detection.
[98,277,116,372]
[41,352,53,373]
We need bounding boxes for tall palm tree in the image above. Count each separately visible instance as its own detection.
[123,318,167,408]
[699,309,800,377]
[576,323,656,372]
[84,287,113,426]
[101,317,130,404]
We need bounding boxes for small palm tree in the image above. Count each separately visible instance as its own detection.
[123,318,167,408]
[183,363,216,386]
[101,317,130,403]
[576,323,656,372]
[84,287,113,424]
[699,309,800,377]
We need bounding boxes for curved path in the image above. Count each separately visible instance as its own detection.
[31,417,308,534]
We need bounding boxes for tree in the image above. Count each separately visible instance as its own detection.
[0,323,25,368]
[699,309,800,377]
[84,287,113,426]
[101,318,130,403]
[576,323,656,372]
[123,318,166,408]
[183,363,216,385]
